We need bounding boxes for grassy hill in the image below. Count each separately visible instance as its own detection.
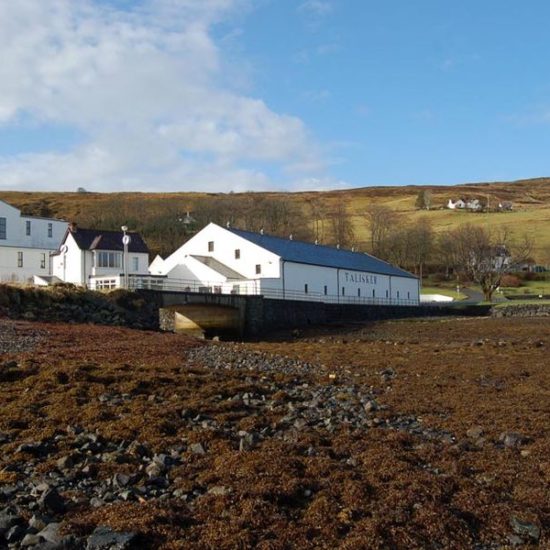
[1,177,550,262]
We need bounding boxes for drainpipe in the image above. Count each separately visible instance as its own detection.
[389,276,392,305]
[282,260,286,300]
[337,268,340,304]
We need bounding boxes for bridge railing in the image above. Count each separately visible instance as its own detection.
[123,275,419,307]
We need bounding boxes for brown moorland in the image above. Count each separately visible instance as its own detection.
[0,316,548,548]
[1,177,550,261]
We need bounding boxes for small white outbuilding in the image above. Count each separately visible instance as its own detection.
[149,223,419,305]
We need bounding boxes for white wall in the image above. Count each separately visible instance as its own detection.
[0,247,52,283]
[0,200,67,250]
[159,223,281,280]
[0,200,67,283]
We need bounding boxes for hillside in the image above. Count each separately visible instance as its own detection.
[1,177,550,262]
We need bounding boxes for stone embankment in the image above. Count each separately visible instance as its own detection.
[0,285,157,330]
[492,303,550,318]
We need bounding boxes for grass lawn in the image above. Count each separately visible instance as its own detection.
[493,299,550,308]
[500,279,550,297]
[420,286,468,300]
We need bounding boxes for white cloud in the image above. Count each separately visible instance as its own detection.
[0,0,325,191]
[298,1,333,17]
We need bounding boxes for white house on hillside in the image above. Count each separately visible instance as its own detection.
[149,223,419,305]
[0,199,67,283]
[50,224,150,289]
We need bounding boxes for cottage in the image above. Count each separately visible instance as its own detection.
[0,199,67,283]
[149,223,419,304]
[51,224,150,289]
[447,199,466,210]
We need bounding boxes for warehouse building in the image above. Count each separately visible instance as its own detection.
[149,223,419,305]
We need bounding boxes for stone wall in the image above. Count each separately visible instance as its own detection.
[0,284,158,329]
[491,304,550,318]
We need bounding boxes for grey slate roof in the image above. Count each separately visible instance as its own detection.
[64,228,149,254]
[191,255,245,280]
[227,228,417,279]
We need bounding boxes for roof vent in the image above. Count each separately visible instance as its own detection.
[315,239,318,245]
[289,234,293,240]
[351,246,355,252]
[260,228,264,235]
[336,243,340,249]
[226,221,231,228]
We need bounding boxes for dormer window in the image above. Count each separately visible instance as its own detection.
[47,223,53,238]
[235,249,240,259]
[0,218,6,240]
[208,241,214,252]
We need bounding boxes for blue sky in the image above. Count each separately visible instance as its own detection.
[0,0,549,191]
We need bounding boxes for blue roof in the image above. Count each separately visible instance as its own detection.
[227,227,417,279]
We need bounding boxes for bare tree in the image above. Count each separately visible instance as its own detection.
[330,203,355,248]
[415,189,433,210]
[365,204,398,258]
[447,224,532,302]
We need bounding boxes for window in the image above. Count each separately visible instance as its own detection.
[96,251,122,268]
[47,223,53,238]
[17,251,23,268]
[304,284,308,294]
[342,287,345,296]
[26,221,31,236]
[231,285,240,295]
[132,257,139,271]
[324,285,328,295]
[40,253,46,269]
[208,241,214,252]
[407,291,410,299]
[357,288,361,297]
[234,249,240,259]
[397,291,400,299]
[0,217,6,240]
[385,290,389,298]
[95,278,118,290]
[255,264,261,275]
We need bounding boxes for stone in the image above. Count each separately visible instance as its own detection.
[208,486,231,496]
[145,462,163,478]
[112,473,131,488]
[21,533,43,547]
[56,455,74,470]
[37,523,62,544]
[39,489,66,515]
[29,514,48,531]
[510,516,540,541]
[500,432,526,449]
[6,524,25,543]
[466,426,484,439]
[189,443,206,455]
[86,526,138,549]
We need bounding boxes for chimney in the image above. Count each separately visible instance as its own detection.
[68,222,77,233]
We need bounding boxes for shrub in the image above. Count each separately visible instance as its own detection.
[500,274,522,288]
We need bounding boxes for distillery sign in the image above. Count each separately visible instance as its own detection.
[343,271,378,285]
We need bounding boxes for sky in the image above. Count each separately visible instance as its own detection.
[1,0,550,192]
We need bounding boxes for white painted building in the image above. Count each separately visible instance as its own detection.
[0,199,67,283]
[149,223,420,305]
[51,225,150,289]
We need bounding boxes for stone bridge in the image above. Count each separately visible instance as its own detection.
[137,290,491,339]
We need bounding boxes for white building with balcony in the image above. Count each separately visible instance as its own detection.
[0,199,67,283]
[149,223,420,305]
[51,224,150,289]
